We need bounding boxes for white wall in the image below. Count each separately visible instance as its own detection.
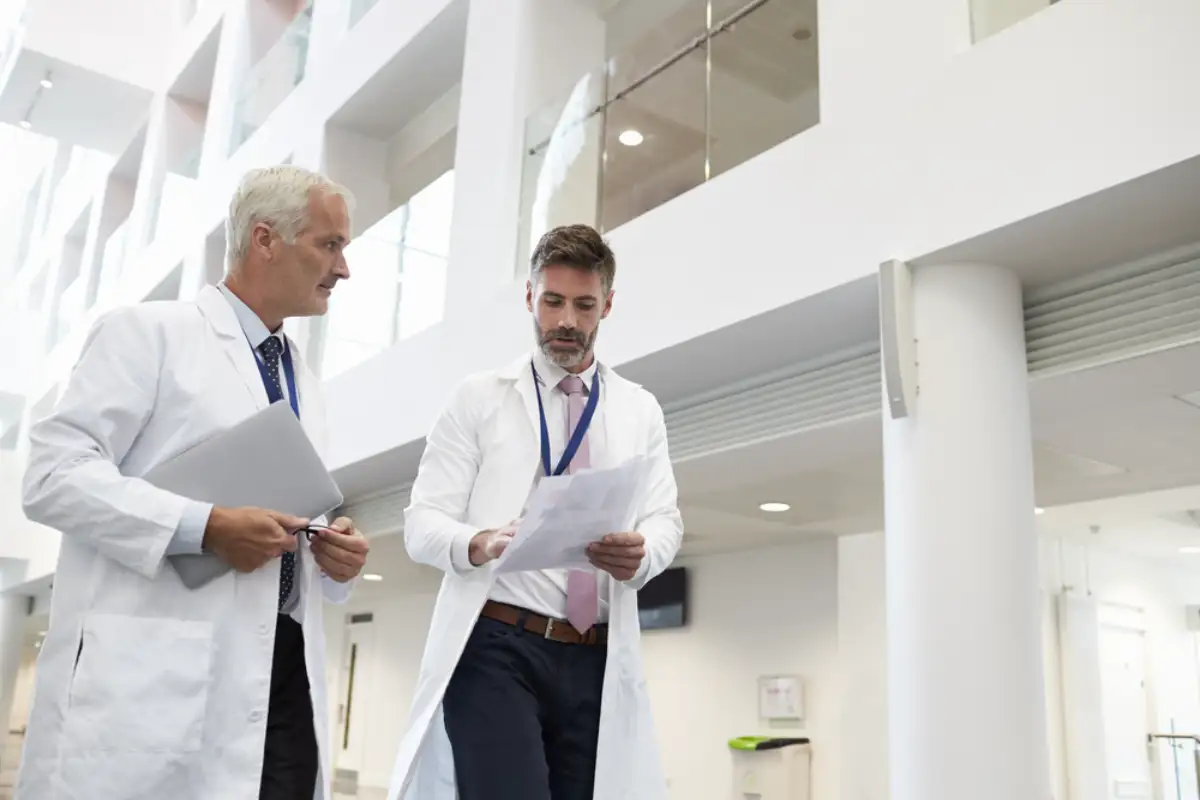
[323,0,1200,473]
[324,539,841,799]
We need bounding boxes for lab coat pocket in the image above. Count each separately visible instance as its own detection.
[63,614,214,755]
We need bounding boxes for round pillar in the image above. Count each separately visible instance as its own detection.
[883,263,1050,800]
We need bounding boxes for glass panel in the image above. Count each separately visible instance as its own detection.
[708,0,819,179]
[600,43,708,232]
[320,170,454,378]
[517,67,606,275]
[606,0,708,98]
[231,2,314,152]
[971,0,1054,42]
[349,0,380,28]
[96,221,129,304]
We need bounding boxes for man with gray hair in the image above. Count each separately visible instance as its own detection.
[18,165,369,800]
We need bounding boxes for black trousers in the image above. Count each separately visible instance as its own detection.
[259,614,319,800]
[442,615,607,800]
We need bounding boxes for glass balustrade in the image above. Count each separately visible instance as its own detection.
[516,0,819,269]
[349,0,380,28]
[319,170,453,379]
[230,2,314,152]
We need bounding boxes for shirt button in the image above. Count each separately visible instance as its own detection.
[249,710,264,723]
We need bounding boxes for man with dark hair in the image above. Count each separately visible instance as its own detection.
[387,224,683,800]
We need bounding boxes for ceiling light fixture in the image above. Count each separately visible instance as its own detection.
[1035,507,1045,515]
[362,573,383,582]
[1180,547,1200,555]
[39,77,53,89]
[18,119,31,130]
[759,502,790,513]
[618,129,643,147]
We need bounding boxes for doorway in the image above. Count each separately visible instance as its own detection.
[334,612,374,790]
[1098,607,1156,799]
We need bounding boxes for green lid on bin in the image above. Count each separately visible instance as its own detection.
[728,736,812,751]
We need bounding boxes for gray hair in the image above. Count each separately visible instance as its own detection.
[225,165,354,265]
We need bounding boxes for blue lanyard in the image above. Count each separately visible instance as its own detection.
[250,336,300,418]
[532,361,600,477]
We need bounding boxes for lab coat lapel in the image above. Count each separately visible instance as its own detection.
[501,354,541,451]
[195,285,270,411]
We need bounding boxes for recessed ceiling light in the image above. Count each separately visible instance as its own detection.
[618,129,643,147]
[18,120,31,130]
[759,502,790,513]
[1035,507,1045,515]
[1180,547,1200,555]
[39,77,53,89]
[362,573,383,582]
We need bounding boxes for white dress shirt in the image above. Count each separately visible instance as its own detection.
[487,350,612,623]
[168,282,305,617]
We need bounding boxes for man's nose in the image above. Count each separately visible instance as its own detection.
[334,255,350,279]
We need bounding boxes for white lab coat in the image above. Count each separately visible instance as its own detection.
[18,285,349,800]
[386,354,684,800]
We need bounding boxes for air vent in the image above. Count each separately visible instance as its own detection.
[1025,248,1200,375]
[663,348,881,461]
[338,484,412,537]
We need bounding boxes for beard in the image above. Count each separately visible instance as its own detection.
[535,320,598,370]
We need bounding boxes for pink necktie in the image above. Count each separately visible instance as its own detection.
[560,375,598,633]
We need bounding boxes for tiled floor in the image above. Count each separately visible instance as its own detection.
[0,734,387,799]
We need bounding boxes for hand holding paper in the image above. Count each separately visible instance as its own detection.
[495,458,651,574]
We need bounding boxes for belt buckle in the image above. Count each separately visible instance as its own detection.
[544,618,556,640]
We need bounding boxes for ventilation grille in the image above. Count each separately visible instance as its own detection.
[663,349,881,461]
[338,484,412,537]
[1025,249,1200,375]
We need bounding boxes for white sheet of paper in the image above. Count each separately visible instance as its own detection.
[496,457,651,574]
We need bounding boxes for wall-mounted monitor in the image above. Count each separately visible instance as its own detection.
[638,566,688,630]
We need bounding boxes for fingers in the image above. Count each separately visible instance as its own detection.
[328,515,354,533]
[267,511,310,531]
[600,532,644,547]
[588,551,644,571]
[311,538,361,569]
[311,545,363,582]
[312,527,369,554]
[587,541,645,560]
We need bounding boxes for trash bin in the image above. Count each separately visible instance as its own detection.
[728,736,811,800]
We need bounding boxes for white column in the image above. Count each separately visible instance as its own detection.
[444,0,605,321]
[882,263,1050,800]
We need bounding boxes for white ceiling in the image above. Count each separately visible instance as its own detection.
[354,339,1200,591]
[0,49,152,154]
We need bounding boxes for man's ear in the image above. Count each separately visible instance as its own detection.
[601,290,614,319]
[251,222,274,260]
[526,280,534,312]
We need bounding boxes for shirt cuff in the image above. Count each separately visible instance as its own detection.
[166,501,213,556]
[450,527,478,573]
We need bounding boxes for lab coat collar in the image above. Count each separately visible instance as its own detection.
[196,285,276,411]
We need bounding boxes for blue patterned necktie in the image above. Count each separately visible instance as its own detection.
[257,336,294,611]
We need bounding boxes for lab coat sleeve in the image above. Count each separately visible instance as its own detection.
[625,397,684,591]
[404,380,484,576]
[22,309,197,580]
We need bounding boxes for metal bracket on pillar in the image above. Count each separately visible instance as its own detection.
[879,259,917,419]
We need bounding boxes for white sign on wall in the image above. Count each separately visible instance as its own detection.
[758,675,805,722]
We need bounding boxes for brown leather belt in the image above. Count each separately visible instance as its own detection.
[480,600,608,646]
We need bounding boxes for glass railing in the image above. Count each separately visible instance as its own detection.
[971,0,1056,42]
[230,3,314,152]
[516,0,819,270]
[349,0,380,28]
[319,170,453,379]
[0,0,27,95]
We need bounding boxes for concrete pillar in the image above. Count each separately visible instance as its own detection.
[882,263,1050,800]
